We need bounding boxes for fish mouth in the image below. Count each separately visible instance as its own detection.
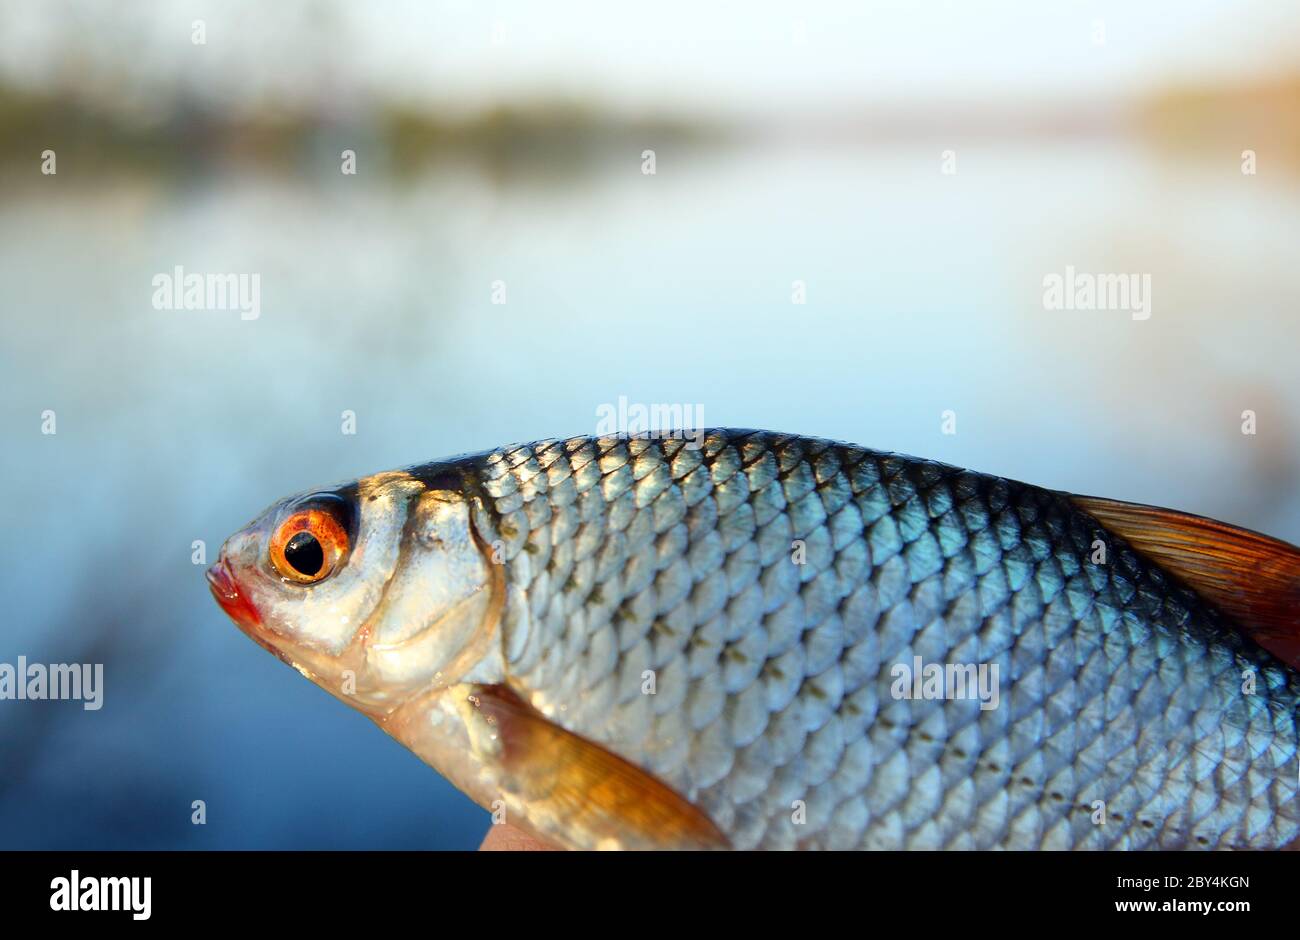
[206,557,262,630]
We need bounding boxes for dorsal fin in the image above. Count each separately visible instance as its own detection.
[1072,496,1300,669]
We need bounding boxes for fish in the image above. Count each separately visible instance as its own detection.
[206,429,1300,850]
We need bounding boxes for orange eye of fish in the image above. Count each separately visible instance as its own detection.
[269,509,349,584]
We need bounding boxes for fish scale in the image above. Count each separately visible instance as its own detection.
[462,429,1300,849]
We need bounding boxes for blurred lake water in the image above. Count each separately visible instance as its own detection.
[2,137,1298,847]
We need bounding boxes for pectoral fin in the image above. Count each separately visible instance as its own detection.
[1073,496,1300,668]
[462,684,729,851]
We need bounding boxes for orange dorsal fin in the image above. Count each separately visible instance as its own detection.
[1073,496,1300,669]
[465,684,730,851]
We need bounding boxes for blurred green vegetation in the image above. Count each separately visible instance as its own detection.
[381,102,714,179]
[5,68,1298,182]
[0,81,717,181]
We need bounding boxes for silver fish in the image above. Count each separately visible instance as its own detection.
[207,429,1300,849]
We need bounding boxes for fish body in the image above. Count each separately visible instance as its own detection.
[208,429,1300,849]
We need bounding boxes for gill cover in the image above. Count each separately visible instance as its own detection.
[363,487,504,706]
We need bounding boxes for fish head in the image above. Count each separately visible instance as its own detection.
[207,469,505,718]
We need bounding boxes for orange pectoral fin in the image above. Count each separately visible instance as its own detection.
[1073,496,1300,669]
[465,684,730,851]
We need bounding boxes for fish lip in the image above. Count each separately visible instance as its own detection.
[206,557,262,629]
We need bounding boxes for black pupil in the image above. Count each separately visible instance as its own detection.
[284,531,324,576]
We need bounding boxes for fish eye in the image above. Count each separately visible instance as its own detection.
[284,531,324,576]
[269,507,349,584]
